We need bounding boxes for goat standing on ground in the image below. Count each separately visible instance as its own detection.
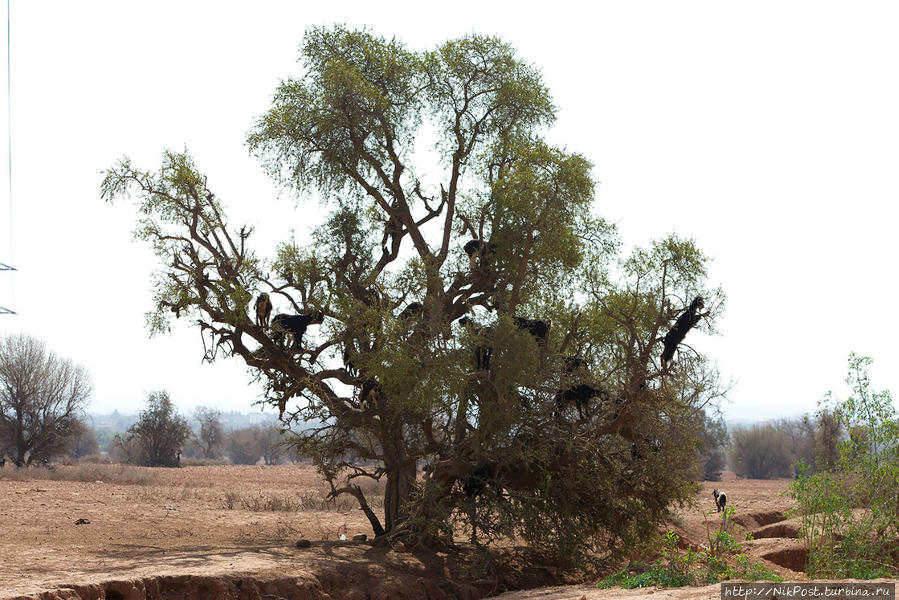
[713,488,727,513]
[254,293,273,328]
[271,311,325,349]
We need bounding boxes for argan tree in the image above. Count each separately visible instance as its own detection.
[0,334,92,466]
[103,26,723,559]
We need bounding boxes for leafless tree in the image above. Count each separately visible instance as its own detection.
[193,406,224,459]
[0,334,92,466]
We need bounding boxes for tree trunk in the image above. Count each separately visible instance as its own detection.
[383,459,417,535]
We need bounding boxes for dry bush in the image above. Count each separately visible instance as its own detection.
[729,424,793,479]
[79,453,114,464]
[0,463,161,486]
[219,490,381,513]
[181,457,231,467]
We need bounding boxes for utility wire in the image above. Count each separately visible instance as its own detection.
[2,0,13,316]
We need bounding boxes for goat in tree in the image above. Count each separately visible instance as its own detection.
[254,293,273,328]
[398,302,423,321]
[458,317,493,371]
[660,296,704,368]
[553,355,605,420]
[271,311,325,350]
[713,488,727,513]
[554,384,608,421]
[514,317,552,347]
[463,239,495,270]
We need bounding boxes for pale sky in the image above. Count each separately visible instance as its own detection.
[0,1,897,422]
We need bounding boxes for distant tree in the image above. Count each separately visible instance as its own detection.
[815,408,843,471]
[696,412,728,480]
[192,407,224,459]
[729,424,792,479]
[117,391,190,467]
[776,415,817,475]
[226,426,260,465]
[225,424,285,465]
[67,423,100,460]
[258,425,286,465]
[0,334,93,466]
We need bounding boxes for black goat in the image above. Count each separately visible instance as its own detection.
[458,317,493,371]
[271,311,325,349]
[661,296,704,368]
[564,355,588,373]
[713,488,727,513]
[462,462,501,498]
[342,345,360,378]
[398,302,423,321]
[254,293,272,328]
[554,384,608,421]
[463,239,495,270]
[360,378,383,409]
[514,317,552,346]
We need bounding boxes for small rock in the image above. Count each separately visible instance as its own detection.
[295,539,311,548]
[74,518,91,525]
[393,541,407,553]
[352,533,368,542]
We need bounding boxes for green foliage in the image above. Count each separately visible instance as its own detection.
[597,525,781,589]
[789,353,899,578]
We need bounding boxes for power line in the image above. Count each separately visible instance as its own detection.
[2,0,13,316]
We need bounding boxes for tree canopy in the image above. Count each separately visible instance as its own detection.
[103,26,724,560]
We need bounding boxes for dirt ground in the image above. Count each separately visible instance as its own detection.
[0,466,814,599]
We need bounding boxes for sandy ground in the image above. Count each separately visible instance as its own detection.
[0,466,814,599]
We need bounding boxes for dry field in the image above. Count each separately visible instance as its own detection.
[0,466,818,600]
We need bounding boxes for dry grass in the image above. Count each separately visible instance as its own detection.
[0,463,389,516]
[0,463,161,486]
[219,490,383,513]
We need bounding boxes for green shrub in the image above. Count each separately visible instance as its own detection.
[789,353,899,578]
[597,519,781,589]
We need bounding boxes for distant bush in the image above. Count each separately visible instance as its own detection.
[729,424,792,479]
[78,453,114,465]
